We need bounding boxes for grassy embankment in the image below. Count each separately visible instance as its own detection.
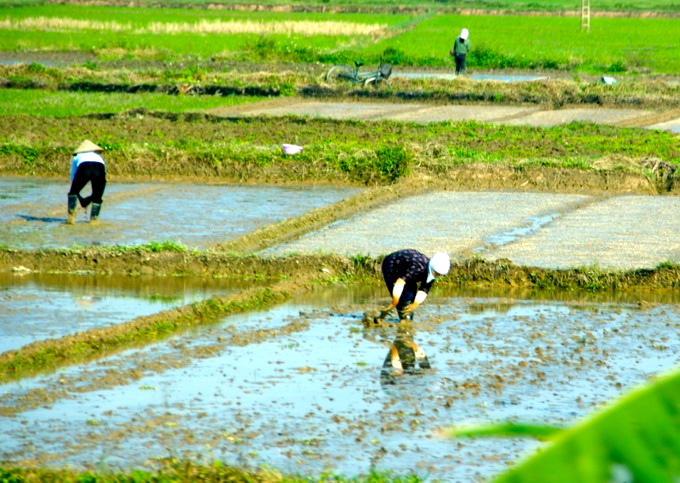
[1,110,678,190]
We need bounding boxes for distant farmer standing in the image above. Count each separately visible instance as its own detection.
[379,249,450,322]
[67,139,106,224]
[451,28,471,75]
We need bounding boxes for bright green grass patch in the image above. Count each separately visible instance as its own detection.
[1,5,678,73]
[0,88,263,116]
[368,14,680,73]
[0,5,406,61]
[0,29,348,60]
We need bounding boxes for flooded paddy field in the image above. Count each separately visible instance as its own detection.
[0,177,359,250]
[1,284,678,481]
[267,191,680,271]
[0,273,260,353]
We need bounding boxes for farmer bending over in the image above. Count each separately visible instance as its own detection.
[67,140,107,224]
[379,249,450,322]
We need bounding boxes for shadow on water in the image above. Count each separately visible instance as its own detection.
[16,214,65,224]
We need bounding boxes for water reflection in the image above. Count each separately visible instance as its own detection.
[362,321,433,386]
[380,327,432,385]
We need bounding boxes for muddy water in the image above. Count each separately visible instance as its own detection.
[1,284,677,480]
[393,72,548,82]
[0,177,359,250]
[0,273,260,353]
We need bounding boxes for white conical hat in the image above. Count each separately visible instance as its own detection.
[73,139,103,154]
[460,28,469,40]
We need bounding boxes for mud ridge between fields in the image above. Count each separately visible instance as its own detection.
[1,249,679,383]
[2,177,679,383]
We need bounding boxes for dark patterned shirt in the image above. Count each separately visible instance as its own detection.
[381,249,434,294]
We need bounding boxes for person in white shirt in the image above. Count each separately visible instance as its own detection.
[67,139,106,224]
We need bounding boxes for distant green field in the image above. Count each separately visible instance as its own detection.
[371,14,680,73]
[1,0,677,13]
[0,88,262,116]
[0,5,678,73]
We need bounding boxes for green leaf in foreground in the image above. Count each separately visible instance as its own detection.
[444,367,680,482]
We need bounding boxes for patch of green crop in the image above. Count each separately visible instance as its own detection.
[362,15,680,74]
[4,5,678,73]
[0,88,264,117]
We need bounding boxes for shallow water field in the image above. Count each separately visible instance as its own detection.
[267,191,680,270]
[0,273,257,353]
[1,285,677,481]
[392,73,549,82]
[0,177,359,250]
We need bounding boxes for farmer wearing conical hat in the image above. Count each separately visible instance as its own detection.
[67,139,106,224]
[378,249,450,322]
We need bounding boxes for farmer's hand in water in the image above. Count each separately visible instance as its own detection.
[402,303,418,316]
[378,308,392,319]
[403,291,427,316]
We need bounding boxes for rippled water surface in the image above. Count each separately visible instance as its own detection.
[2,283,677,481]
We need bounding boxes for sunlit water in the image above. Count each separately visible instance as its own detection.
[0,273,262,353]
[0,177,359,250]
[1,283,677,481]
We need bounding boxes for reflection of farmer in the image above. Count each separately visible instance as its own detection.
[381,327,431,385]
[451,28,471,75]
[362,323,432,385]
[67,140,106,224]
[379,249,450,322]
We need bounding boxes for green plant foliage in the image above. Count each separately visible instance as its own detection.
[443,367,680,482]
[337,144,410,184]
[446,422,564,441]
[140,240,188,253]
[1,5,679,72]
[375,145,410,182]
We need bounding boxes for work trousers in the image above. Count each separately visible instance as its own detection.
[69,162,106,204]
[455,54,467,75]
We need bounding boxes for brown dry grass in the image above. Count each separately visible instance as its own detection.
[0,17,388,36]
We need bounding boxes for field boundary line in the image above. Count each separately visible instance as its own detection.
[612,108,680,128]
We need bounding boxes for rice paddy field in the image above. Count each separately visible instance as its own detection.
[0,0,679,482]
[0,4,679,73]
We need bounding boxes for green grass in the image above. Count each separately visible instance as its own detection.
[0,88,263,116]
[0,4,408,25]
[369,14,680,73]
[1,5,679,73]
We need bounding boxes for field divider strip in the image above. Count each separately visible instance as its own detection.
[0,264,345,384]
[212,179,430,254]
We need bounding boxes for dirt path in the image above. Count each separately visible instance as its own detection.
[208,99,680,131]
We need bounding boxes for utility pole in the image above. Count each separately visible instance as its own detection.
[581,0,591,32]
